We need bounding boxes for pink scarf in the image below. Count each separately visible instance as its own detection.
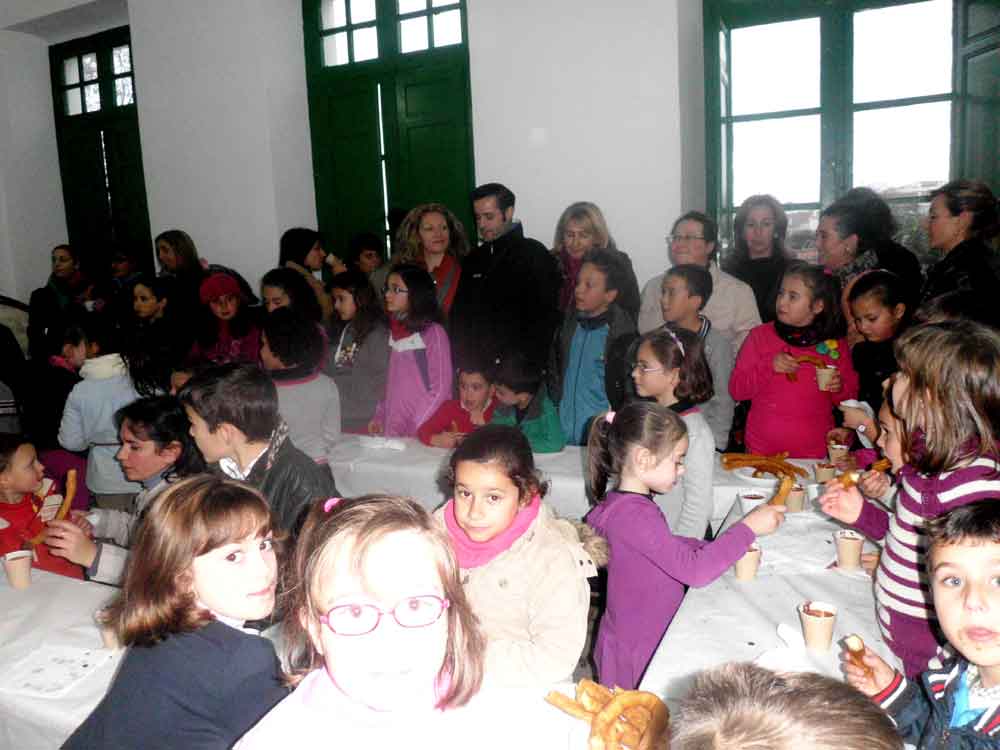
[443,494,541,569]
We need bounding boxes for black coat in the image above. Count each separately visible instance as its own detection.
[869,239,924,310]
[724,253,788,323]
[921,238,1000,327]
[449,222,562,369]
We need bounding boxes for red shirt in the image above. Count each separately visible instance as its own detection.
[0,494,84,579]
[416,398,497,446]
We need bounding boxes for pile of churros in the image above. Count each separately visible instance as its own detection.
[722,452,808,508]
[546,679,669,750]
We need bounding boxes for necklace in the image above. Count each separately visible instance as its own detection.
[967,665,1000,700]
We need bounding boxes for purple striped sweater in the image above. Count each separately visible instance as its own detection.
[854,456,1000,622]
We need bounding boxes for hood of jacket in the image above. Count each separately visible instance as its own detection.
[80,353,127,380]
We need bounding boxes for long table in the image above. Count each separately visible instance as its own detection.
[0,570,120,749]
[329,436,755,531]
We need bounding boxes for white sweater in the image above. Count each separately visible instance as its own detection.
[654,409,716,539]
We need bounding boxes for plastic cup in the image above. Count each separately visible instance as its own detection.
[798,600,838,651]
[3,550,32,590]
[828,443,850,464]
[94,607,120,649]
[835,530,864,570]
[814,463,836,483]
[816,366,837,391]
[734,543,762,581]
[785,485,806,512]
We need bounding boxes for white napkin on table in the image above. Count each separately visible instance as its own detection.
[358,437,406,451]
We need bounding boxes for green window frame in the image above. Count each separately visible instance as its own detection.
[54,29,136,118]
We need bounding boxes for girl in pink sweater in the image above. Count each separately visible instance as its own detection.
[730,261,858,458]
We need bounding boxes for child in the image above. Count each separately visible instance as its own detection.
[660,263,734,451]
[64,476,287,749]
[821,320,1000,677]
[179,363,337,534]
[842,501,1000,746]
[189,271,261,366]
[438,424,600,686]
[842,270,909,437]
[0,434,83,579]
[369,264,452,438]
[586,402,784,689]
[260,267,323,323]
[490,350,565,454]
[261,308,341,463]
[632,327,717,540]
[730,260,859,458]
[325,269,389,433]
[549,249,637,445]
[131,273,170,325]
[417,363,497,448]
[672,662,903,750]
[43,396,206,585]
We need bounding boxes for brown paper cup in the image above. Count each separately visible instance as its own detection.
[3,550,32,590]
[734,544,761,581]
[799,601,838,651]
[814,463,836,482]
[785,485,806,512]
[816,366,837,391]
[828,443,850,464]
[835,530,864,570]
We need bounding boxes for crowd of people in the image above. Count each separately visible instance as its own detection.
[1,177,999,748]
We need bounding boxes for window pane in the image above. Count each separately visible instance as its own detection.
[853,0,952,103]
[785,209,821,262]
[115,76,134,106]
[65,88,82,116]
[112,45,131,75]
[82,53,98,81]
[63,57,79,85]
[433,9,462,47]
[852,101,951,197]
[400,16,429,53]
[731,17,819,116]
[84,83,101,112]
[890,201,933,266]
[350,0,376,24]
[323,31,350,66]
[321,0,347,28]
[732,115,820,205]
[353,26,379,62]
[398,0,425,13]
[431,0,459,6]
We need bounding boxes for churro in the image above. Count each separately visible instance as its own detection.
[546,680,669,750]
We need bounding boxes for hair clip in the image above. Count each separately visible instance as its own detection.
[323,497,343,513]
[605,411,616,425]
[666,327,685,357]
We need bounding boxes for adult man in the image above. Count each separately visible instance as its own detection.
[449,183,561,370]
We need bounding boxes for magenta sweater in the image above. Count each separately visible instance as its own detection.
[586,490,754,690]
[373,323,452,437]
[729,323,859,458]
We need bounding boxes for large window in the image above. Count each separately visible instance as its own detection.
[706,0,998,264]
[303,0,474,255]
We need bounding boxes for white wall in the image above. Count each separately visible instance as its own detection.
[467,0,705,291]
[0,30,67,301]
[128,0,316,289]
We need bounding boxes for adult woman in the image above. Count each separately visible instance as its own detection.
[155,229,206,332]
[280,227,338,322]
[27,244,91,361]
[920,180,1000,327]
[723,195,790,323]
[551,201,641,322]
[638,211,760,350]
[378,204,469,316]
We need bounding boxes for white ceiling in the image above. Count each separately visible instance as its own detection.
[4,0,128,43]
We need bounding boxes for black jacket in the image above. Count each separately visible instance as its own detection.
[449,222,562,369]
[921,238,1000,327]
[724,253,788,324]
[870,239,924,309]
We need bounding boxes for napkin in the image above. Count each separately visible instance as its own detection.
[0,644,119,698]
[358,437,407,451]
[753,623,841,678]
[755,513,838,575]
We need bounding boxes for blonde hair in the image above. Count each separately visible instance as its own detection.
[392,203,470,264]
[552,201,613,253]
[671,662,902,750]
[279,494,485,708]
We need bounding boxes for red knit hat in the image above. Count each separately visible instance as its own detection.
[199,272,241,304]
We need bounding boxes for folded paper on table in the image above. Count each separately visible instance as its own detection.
[357,437,407,451]
[0,644,119,699]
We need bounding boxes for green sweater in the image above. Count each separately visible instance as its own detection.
[490,389,565,454]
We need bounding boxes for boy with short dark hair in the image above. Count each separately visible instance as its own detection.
[549,249,636,445]
[843,500,1000,747]
[489,351,564,454]
[178,363,337,534]
[660,263,734,451]
[416,363,496,448]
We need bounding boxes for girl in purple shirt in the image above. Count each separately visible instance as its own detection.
[585,401,785,690]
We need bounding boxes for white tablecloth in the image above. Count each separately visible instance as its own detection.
[0,571,120,750]
[330,436,744,527]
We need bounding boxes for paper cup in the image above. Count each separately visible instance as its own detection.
[94,607,120,649]
[738,490,769,514]
[828,443,850,464]
[816,366,837,391]
[785,485,806,512]
[734,543,761,581]
[814,463,836,483]
[835,530,864,570]
[798,601,838,651]
[3,550,32,590]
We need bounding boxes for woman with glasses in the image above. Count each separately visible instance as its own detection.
[638,211,760,351]
[723,194,791,324]
[551,201,641,322]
